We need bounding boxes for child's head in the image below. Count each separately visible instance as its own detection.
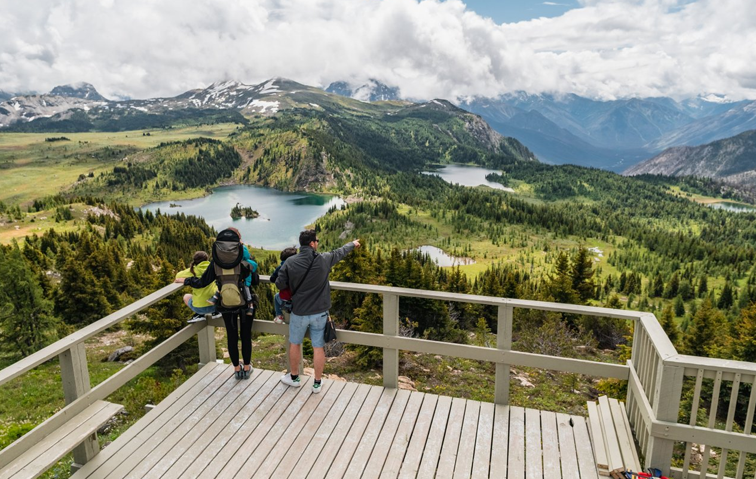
[280,247,297,261]
[190,251,209,275]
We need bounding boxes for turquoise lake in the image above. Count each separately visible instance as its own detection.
[140,185,344,250]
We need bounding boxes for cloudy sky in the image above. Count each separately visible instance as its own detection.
[1,0,754,101]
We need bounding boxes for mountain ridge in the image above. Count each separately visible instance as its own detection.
[625,130,756,192]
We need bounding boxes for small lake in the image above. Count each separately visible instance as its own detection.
[415,245,475,267]
[423,164,514,192]
[708,202,756,213]
[140,185,344,249]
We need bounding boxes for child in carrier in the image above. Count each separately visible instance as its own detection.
[269,247,297,324]
[207,227,258,317]
[175,251,222,323]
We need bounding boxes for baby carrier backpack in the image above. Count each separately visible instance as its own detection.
[212,229,250,310]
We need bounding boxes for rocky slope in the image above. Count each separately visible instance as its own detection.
[625,130,756,189]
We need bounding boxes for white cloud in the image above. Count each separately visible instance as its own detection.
[0,0,754,101]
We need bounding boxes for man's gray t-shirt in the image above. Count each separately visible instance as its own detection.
[275,242,355,316]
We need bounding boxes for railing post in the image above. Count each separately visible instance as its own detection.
[645,361,684,475]
[197,320,216,367]
[59,342,99,471]
[383,293,399,389]
[495,304,513,405]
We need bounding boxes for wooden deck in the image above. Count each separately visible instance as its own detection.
[71,363,599,479]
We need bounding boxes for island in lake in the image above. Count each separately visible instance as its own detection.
[230,202,259,219]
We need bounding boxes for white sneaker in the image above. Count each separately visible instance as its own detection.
[211,312,222,319]
[187,314,206,323]
[273,315,286,324]
[280,373,301,387]
[312,381,322,394]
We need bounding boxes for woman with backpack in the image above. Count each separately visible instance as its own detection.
[176,228,259,379]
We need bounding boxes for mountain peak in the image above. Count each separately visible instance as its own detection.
[50,82,107,101]
[326,79,401,102]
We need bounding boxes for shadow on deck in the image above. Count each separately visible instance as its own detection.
[72,364,598,479]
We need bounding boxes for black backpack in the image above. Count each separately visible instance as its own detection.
[212,229,258,310]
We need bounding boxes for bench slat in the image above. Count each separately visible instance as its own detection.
[0,400,122,479]
[609,398,641,473]
[587,401,609,471]
[598,396,624,475]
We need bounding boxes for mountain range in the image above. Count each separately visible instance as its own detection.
[327,81,756,172]
[625,130,756,190]
[3,78,756,174]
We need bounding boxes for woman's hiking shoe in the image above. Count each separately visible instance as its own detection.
[273,315,286,324]
[280,373,301,387]
[312,381,322,394]
[243,366,252,379]
[234,368,243,380]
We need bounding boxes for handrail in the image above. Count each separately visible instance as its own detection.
[3,275,753,478]
[0,283,184,388]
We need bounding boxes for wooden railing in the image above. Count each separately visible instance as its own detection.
[1,277,755,478]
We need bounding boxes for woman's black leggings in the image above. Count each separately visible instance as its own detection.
[223,312,253,366]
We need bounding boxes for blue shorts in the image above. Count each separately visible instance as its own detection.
[288,311,328,348]
[188,297,216,315]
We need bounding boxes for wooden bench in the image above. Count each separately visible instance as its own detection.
[587,395,642,478]
[0,400,123,479]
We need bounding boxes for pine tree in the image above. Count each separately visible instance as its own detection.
[548,252,579,304]
[663,272,680,299]
[673,295,686,317]
[570,248,595,303]
[732,303,756,362]
[651,273,664,297]
[55,255,112,325]
[659,304,679,344]
[682,298,728,357]
[697,275,708,298]
[718,282,734,310]
[0,246,60,357]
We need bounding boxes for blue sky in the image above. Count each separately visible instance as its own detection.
[461,0,580,23]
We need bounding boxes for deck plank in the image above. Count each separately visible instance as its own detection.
[251,380,346,479]
[471,402,494,479]
[489,404,510,479]
[159,370,277,479]
[436,397,467,479]
[540,410,562,479]
[113,368,245,479]
[572,415,599,479]
[416,395,453,478]
[305,386,383,479]
[178,371,288,479]
[85,364,230,478]
[214,377,314,479]
[362,389,413,479]
[380,391,425,479]
[273,381,359,478]
[453,400,480,479]
[72,362,224,478]
[507,406,526,479]
[557,413,579,478]
[526,408,543,479]
[293,383,370,479]
[198,374,309,478]
[128,369,265,478]
[341,388,400,478]
[59,367,618,479]
[397,393,438,479]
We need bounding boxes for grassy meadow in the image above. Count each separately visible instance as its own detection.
[0,124,239,206]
